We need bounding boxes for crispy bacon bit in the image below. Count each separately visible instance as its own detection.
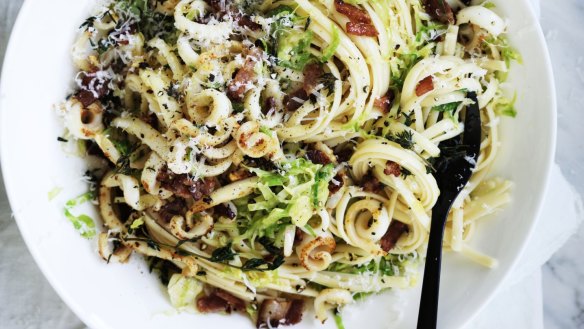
[334,0,378,37]
[262,96,277,116]
[346,22,379,37]
[234,14,262,30]
[328,172,345,194]
[334,0,371,23]
[159,198,187,222]
[285,89,308,111]
[294,228,305,245]
[227,50,261,101]
[157,168,218,201]
[384,161,401,177]
[257,299,305,328]
[362,172,383,194]
[303,63,324,94]
[334,146,354,163]
[422,0,455,25]
[214,203,236,220]
[197,290,246,314]
[74,70,111,107]
[415,76,434,96]
[374,90,395,113]
[306,149,332,165]
[74,90,98,108]
[380,220,409,252]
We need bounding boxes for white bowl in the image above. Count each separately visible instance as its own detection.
[0,0,556,328]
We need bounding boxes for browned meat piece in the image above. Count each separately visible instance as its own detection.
[346,22,378,37]
[197,289,246,314]
[303,63,324,94]
[257,299,305,328]
[285,89,309,111]
[157,168,218,201]
[306,149,332,165]
[374,90,395,113]
[74,70,111,107]
[334,0,371,23]
[263,96,277,116]
[384,161,401,177]
[328,172,345,195]
[422,0,455,25]
[362,172,383,194]
[234,14,262,30]
[380,220,409,252]
[159,198,187,222]
[227,50,261,101]
[334,146,354,163]
[415,76,434,96]
[214,203,236,220]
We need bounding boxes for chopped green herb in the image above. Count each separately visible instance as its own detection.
[432,102,461,114]
[210,243,238,263]
[388,130,415,150]
[64,192,96,239]
[320,25,340,63]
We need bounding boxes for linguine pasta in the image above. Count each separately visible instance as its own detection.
[59,0,518,326]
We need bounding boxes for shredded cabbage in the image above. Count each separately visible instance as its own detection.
[64,192,96,239]
[167,273,202,308]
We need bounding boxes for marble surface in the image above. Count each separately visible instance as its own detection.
[0,0,583,328]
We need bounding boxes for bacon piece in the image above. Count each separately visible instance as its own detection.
[303,63,324,94]
[422,0,455,25]
[234,14,262,30]
[214,203,236,220]
[374,90,395,113]
[74,70,111,107]
[159,198,187,222]
[285,89,308,111]
[334,0,371,23]
[257,299,305,328]
[346,22,378,37]
[227,50,261,101]
[157,168,218,201]
[384,161,401,177]
[380,221,409,252]
[197,290,246,314]
[262,96,277,116]
[306,149,332,165]
[328,172,345,195]
[362,172,383,194]
[415,76,434,96]
[334,146,354,163]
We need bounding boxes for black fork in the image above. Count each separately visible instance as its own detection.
[416,92,482,329]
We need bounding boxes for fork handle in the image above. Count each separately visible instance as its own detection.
[416,200,452,329]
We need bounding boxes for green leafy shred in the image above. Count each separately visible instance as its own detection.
[494,92,518,118]
[167,273,202,308]
[320,25,340,63]
[64,192,96,239]
[327,253,418,277]
[333,311,346,329]
[235,159,335,243]
[48,187,63,201]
